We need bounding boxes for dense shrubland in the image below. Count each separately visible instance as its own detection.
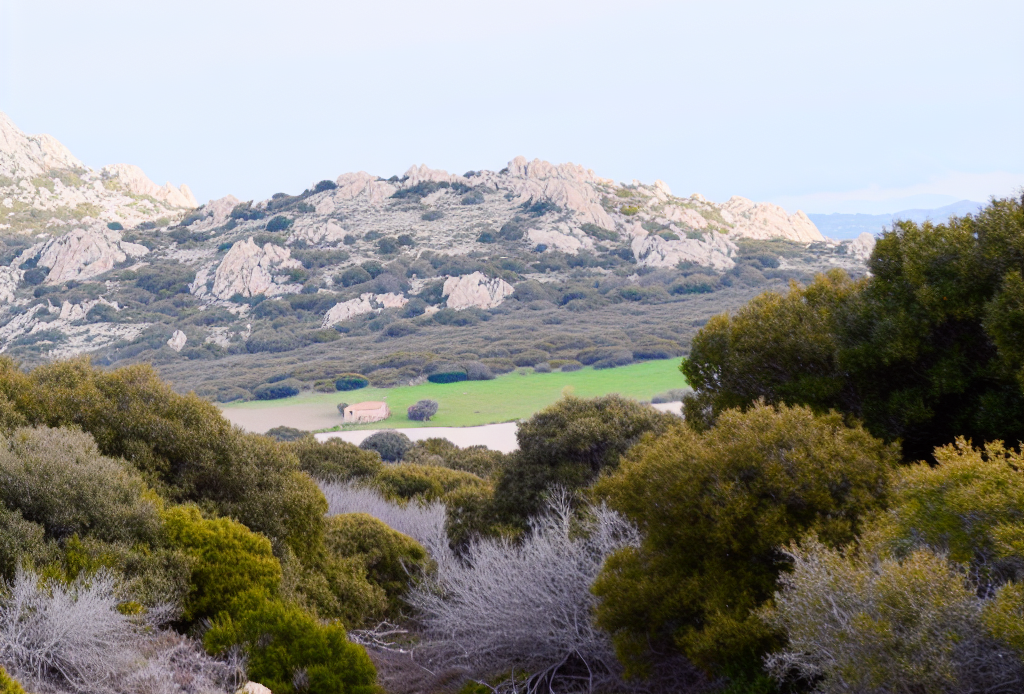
[0,198,1020,693]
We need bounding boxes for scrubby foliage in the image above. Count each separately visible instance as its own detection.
[359,431,412,462]
[683,195,1024,460]
[407,399,438,421]
[592,402,897,678]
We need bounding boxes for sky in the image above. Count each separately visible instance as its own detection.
[1,0,1021,215]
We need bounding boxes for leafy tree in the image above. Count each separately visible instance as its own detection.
[359,431,411,462]
[682,195,1024,461]
[287,438,383,482]
[266,215,293,232]
[592,402,897,679]
[493,395,677,527]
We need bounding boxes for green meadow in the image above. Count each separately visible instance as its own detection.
[220,358,688,431]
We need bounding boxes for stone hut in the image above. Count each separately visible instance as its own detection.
[344,401,390,424]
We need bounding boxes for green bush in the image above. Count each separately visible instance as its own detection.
[407,399,438,421]
[335,374,369,391]
[254,379,302,400]
[265,426,310,442]
[337,266,372,287]
[266,215,293,232]
[163,505,282,624]
[288,438,383,482]
[372,463,488,503]
[403,438,507,479]
[0,668,25,694]
[204,590,377,694]
[359,431,411,462]
[0,426,161,545]
[592,402,897,678]
[106,221,124,231]
[0,503,47,581]
[493,395,677,526]
[325,513,427,615]
[421,210,443,221]
[377,237,398,254]
[427,371,467,384]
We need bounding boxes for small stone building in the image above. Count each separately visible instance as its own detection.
[343,401,390,424]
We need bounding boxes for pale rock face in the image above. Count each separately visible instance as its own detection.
[848,232,876,262]
[720,197,824,243]
[442,272,514,311]
[334,172,397,206]
[38,227,128,284]
[505,156,612,185]
[527,226,592,254]
[290,218,346,245]
[0,112,84,177]
[403,164,468,187]
[204,195,241,226]
[503,156,618,231]
[210,238,303,300]
[57,297,119,322]
[237,682,272,694]
[100,163,196,207]
[120,241,149,259]
[167,330,187,352]
[321,293,408,327]
[632,231,737,271]
[659,205,708,230]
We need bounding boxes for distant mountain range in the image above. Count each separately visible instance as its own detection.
[808,200,985,240]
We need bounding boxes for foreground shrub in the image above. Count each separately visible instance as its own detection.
[335,374,369,391]
[403,438,507,478]
[0,569,231,694]
[494,395,677,527]
[592,402,897,679]
[371,463,487,503]
[407,399,438,421]
[289,438,383,482]
[359,431,411,462]
[162,505,282,625]
[204,590,377,694]
[764,539,1024,693]
[408,495,644,693]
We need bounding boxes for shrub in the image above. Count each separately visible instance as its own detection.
[763,539,1024,694]
[476,230,496,243]
[407,399,439,421]
[592,350,633,369]
[460,190,485,205]
[313,379,336,393]
[533,362,551,373]
[289,438,383,482]
[511,349,549,367]
[396,234,415,247]
[592,402,898,678]
[371,463,487,503]
[326,513,428,615]
[320,481,446,549]
[408,496,641,693]
[265,426,309,442]
[383,321,417,338]
[494,396,677,527]
[427,371,468,384]
[230,201,266,221]
[335,374,369,391]
[0,427,161,545]
[465,361,494,381]
[560,361,583,372]
[0,505,46,582]
[359,431,412,462]
[403,438,508,479]
[21,267,46,285]
[367,368,401,387]
[314,179,338,193]
[106,221,124,231]
[253,378,302,400]
[421,210,444,221]
[163,505,282,624]
[266,215,293,232]
[343,234,356,245]
[338,266,372,287]
[376,237,398,254]
[203,591,377,694]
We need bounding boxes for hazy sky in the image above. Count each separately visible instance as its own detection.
[1,0,1021,214]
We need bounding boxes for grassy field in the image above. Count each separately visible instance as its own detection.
[220,359,688,432]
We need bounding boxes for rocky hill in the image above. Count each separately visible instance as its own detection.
[0,112,874,401]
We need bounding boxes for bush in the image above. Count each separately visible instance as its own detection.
[289,438,383,482]
[203,591,377,694]
[0,427,161,545]
[396,234,415,247]
[253,378,302,400]
[408,496,640,693]
[533,362,551,373]
[465,361,494,381]
[376,237,398,254]
[106,221,124,231]
[320,481,446,549]
[359,431,412,462]
[337,266,372,287]
[314,179,338,193]
[335,374,369,391]
[511,349,549,367]
[265,426,310,442]
[592,350,633,369]
[403,438,508,479]
[493,395,677,527]
[325,513,428,615]
[460,190,485,205]
[407,399,439,421]
[560,361,583,372]
[163,505,282,624]
[764,539,1024,693]
[21,267,46,285]
[266,215,293,232]
[427,371,468,384]
[592,402,898,678]
[421,210,444,221]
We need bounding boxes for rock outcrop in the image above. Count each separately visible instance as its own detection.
[331,172,397,207]
[0,111,84,177]
[37,227,148,284]
[443,272,514,311]
[848,232,876,262]
[167,330,187,352]
[209,238,303,300]
[720,197,824,243]
[504,156,618,230]
[321,293,408,327]
[631,231,737,271]
[100,163,197,208]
